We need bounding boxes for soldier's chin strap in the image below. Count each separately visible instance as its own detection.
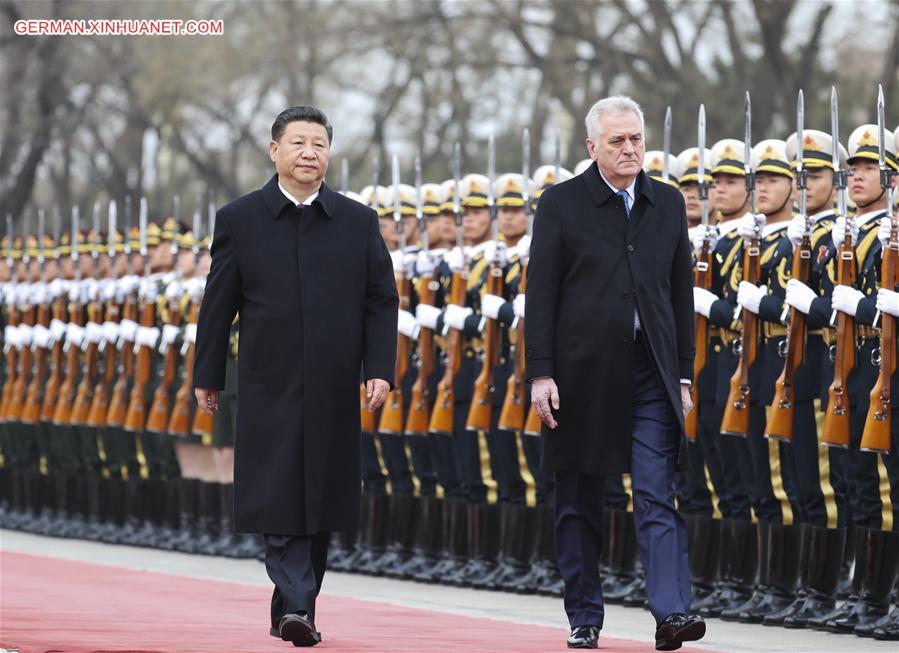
[771,189,792,218]
[855,188,886,211]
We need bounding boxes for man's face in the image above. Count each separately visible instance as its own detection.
[59,256,74,279]
[804,168,836,214]
[462,206,491,243]
[586,110,644,181]
[78,255,95,278]
[198,251,211,277]
[712,174,748,217]
[0,260,9,283]
[402,216,419,245]
[756,173,792,216]
[679,183,702,224]
[379,217,399,250]
[849,160,885,208]
[269,121,330,189]
[131,253,145,276]
[43,259,59,282]
[150,243,175,271]
[113,253,129,277]
[425,215,443,247]
[177,249,196,277]
[439,212,457,245]
[98,253,112,277]
[498,206,527,241]
[28,258,41,280]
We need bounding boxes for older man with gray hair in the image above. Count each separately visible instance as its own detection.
[525,95,704,650]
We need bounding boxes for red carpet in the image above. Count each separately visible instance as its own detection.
[1,551,717,652]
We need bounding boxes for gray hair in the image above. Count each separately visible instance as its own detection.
[585,96,645,142]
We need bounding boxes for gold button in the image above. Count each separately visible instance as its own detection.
[714,344,721,353]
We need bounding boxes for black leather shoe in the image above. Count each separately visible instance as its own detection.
[278,613,321,647]
[655,613,705,651]
[567,625,599,648]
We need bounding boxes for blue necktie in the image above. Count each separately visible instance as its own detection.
[618,189,631,217]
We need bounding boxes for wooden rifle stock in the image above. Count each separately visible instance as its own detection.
[466,263,503,432]
[105,294,137,428]
[168,301,199,436]
[378,272,410,435]
[766,234,812,441]
[405,273,438,435]
[0,305,19,421]
[7,303,35,422]
[861,227,898,453]
[52,299,83,426]
[360,384,376,433]
[429,269,467,435]
[146,300,182,433]
[86,299,120,427]
[686,237,713,441]
[71,299,103,425]
[22,301,51,424]
[40,296,66,423]
[123,298,155,433]
[821,228,857,448]
[499,261,527,433]
[721,236,761,437]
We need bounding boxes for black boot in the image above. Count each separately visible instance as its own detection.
[810,526,868,630]
[332,494,367,572]
[697,519,758,618]
[193,481,221,555]
[220,483,260,558]
[30,472,56,535]
[603,509,639,603]
[871,576,899,640]
[130,478,164,548]
[508,502,555,593]
[779,526,845,628]
[836,523,857,599]
[396,495,443,579]
[484,504,535,591]
[156,478,181,550]
[720,520,770,621]
[471,502,523,589]
[379,495,419,577]
[737,522,801,622]
[827,529,899,633]
[63,473,90,539]
[421,497,469,583]
[689,515,722,601]
[169,478,201,553]
[95,478,125,544]
[354,493,390,575]
[444,502,498,587]
[120,477,145,545]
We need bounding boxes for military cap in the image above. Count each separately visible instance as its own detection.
[382,184,417,217]
[574,159,594,176]
[785,130,847,170]
[710,139,747,177]
[494,173,535,207]
[343,190,364,205]
[107,228,125,254]
[160,216,179,241]
[846,124,898,171]
[11,235,24,260]
[420,183,443,216]
[532,164,573,198]
[751,139,794,179]
[25,234,40,259]
[74,229,92,254]
[439,179,458,213]
[643,150,683,188]
[127,225,141,251]
[40,233,57,259]
[676,148,713,186]
[460,174,490,208]
[359,185,391,217]
[177,227,197,251]
[146,222,162,247]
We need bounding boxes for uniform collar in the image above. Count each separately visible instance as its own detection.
[262,174,336,220]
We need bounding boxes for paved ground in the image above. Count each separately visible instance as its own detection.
[0,529,893,652]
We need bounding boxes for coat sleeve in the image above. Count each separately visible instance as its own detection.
[670,194,696,381]
[193,210,241,390]
[362,210,399,388]
[525,190,563,382]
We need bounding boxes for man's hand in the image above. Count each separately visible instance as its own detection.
[195,388,219,416]
[530,377,560,429]
[366,378,390,412]
[681,383,693,418]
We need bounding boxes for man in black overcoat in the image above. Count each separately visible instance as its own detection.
[193,105,398,647]
[525,96,705,651]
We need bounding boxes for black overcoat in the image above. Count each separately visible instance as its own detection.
[193,174,398,535]
[524,163,694,475]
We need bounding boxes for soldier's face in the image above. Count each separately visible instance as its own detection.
[379,217,399,250]
[14,260,25,281]
[756,173,792,216]
[130,253,145,276]
[0,260,9,282]
[402,216,419,245]
[177,249,196,277]
[78,255,95,277]
[150,243,174,271]
[113,254,129,277]
[462,206,491,244]
[679,183,702,224]
[586,110,644,182]
[425,215,443,247]
[198,252,211,276]
[270,121,330,189]
[59,256,74,279]
[43,259,59,281]
[439,212,457,244]
[849,160,887,208]
[712,174,748,217]
[499,206,527,240]
[28,258,41,279]
[804,168,836,214]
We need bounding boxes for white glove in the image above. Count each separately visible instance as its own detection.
[513,293,525,319]
[481,294,505,320]
[785,279,817,315]
[102,321,120,344]
[445,246,466,273]
[66,323,85,348]
[30,283,47,306]
[118,318,138,343]
[100,279,117,303]
[31,324,51,349]
[160,323,181,351]
[135,325,160,349]
[16,324,33,347]
[517,235,531,265]
[737,281,767,315]
[68,281,84,303]
[16,283,31,304]
[186,277,206,302]
[416,250,436,277]
[692,287,718,317]
[481,241,509,267]
[736,212,765,242]
[691,225,719,253]
[48,278,65,299]
[877,216,893,248]
[415,304,441,331]
[832,284,865,317]
[183,322,198,345]
[84,322,104,344]
[831,216,858,250]
[4,324,18,347]
[390,249,404,274]
[139,279,158,303]
[165,281,183,302]
[397,309,419,339]
[49,318,67,343]
[787,215,808,247]
[84,279,100,302]
[443,304,473,331]
[876,288,899,318]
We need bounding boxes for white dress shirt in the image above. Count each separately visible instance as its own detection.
[278,181,320,207]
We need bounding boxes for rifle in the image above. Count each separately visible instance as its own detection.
[499,129,531,433]
[87,200,119,427]
[721,93,761,437]
[22,210,50,425]
[686,106,709,441]
[378,155,410,435]
[105,197,137,429]
[467,134,502,432]
[71,202,103,426]
[40,209,66,425]
[821,87,855,449]
[429,143,467,435]
[8,210,35,424]
[767,90,812,442]
[361,157,380,434]
[52,207,84,427]
[861,85,896,454]
[0,216,20,423]
[405,152,435,435]
[190,193,216,440]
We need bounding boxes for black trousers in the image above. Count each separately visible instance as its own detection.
[264,532,330,627]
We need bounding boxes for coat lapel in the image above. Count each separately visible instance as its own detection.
[626,170,657,242]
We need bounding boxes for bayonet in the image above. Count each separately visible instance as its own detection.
[663,106,672,183]
[488,133,498,253]
[207,190,216,245]
[744,92,756,216]
[698,104,708,229]
[108,200,118,283]
[37,209,46,281]
[72,206,81,283]
[340,158,349,195]
[52,207,61,262]
[91,200,101,261]
[392,153,404,253]
[124,196,134,275]
[414,150,426,250]
[554,128,561,184]
[523,128,532,235]
[453,142,463,251]
[192,193,202,260]
[370,155,380,213]
[170,194,181,256]
[138,197,148,263]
